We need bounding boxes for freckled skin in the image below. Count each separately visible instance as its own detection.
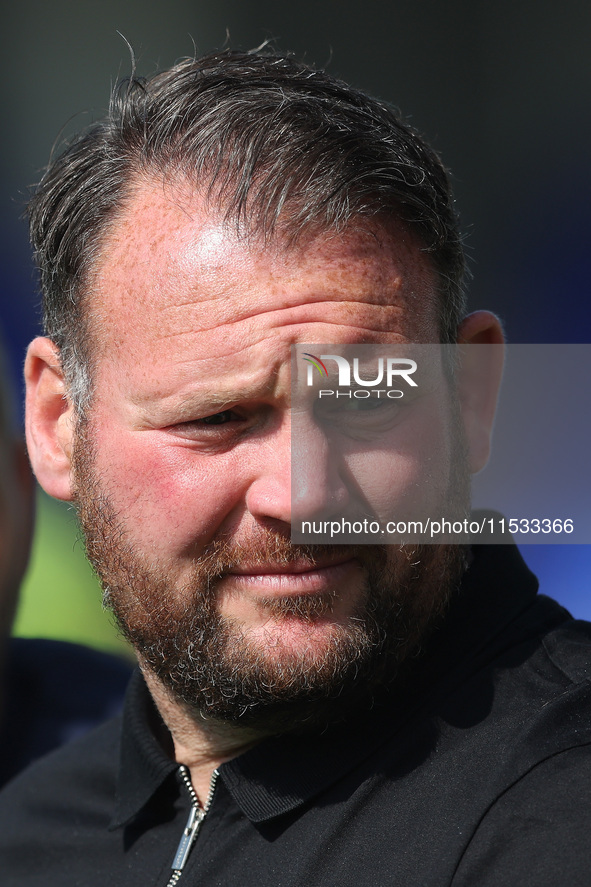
[23,162,504,796]
[75,176,449,641]
[93,180,438,376]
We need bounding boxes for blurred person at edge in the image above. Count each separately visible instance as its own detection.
[0,337,132,786]
[1,48,590,886]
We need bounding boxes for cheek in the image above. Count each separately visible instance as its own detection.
[341,406,454,520]
[93,431,250,552]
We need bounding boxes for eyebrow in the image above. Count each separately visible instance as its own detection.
[132,372,285,422]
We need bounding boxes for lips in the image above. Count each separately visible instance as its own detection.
[226,556,360,594]
[229,554,355,575]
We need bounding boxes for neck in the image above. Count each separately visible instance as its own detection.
[140,664,266,804]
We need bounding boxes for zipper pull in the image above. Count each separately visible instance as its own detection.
[167,765,219,886]
[171,804,206,872]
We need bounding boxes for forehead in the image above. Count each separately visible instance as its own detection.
[89,178,440,374]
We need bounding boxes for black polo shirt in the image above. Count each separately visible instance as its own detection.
[1,545,591,886]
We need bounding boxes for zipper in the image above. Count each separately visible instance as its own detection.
[165,765,219,887]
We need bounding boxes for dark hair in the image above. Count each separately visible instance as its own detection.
[29,49,467,410]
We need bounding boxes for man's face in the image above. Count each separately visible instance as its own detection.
[71,178,468,727]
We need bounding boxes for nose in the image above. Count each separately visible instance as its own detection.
[244,410,350,530]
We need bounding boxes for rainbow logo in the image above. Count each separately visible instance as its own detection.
[302,353,328,377]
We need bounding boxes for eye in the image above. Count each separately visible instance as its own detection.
[198,409,240,426]
[164,408,245,441]
[311,393,409,440]
[163,404,271,447]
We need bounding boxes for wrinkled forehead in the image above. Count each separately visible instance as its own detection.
[86,178,441,364]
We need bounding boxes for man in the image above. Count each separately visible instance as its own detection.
[1,49,590,885]
[0,337,132,787]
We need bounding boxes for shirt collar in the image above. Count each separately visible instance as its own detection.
[111,543,539,828]
[111,672,178,828]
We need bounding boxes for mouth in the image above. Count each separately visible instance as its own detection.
[226,555,361,595]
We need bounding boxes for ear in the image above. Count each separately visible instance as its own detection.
[25,337,76,501]
[455,311,505,473]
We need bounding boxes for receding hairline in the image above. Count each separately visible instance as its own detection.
[76,168,444,373]
[29,50,467,417]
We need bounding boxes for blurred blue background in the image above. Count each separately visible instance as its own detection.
[1,0,589,648]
